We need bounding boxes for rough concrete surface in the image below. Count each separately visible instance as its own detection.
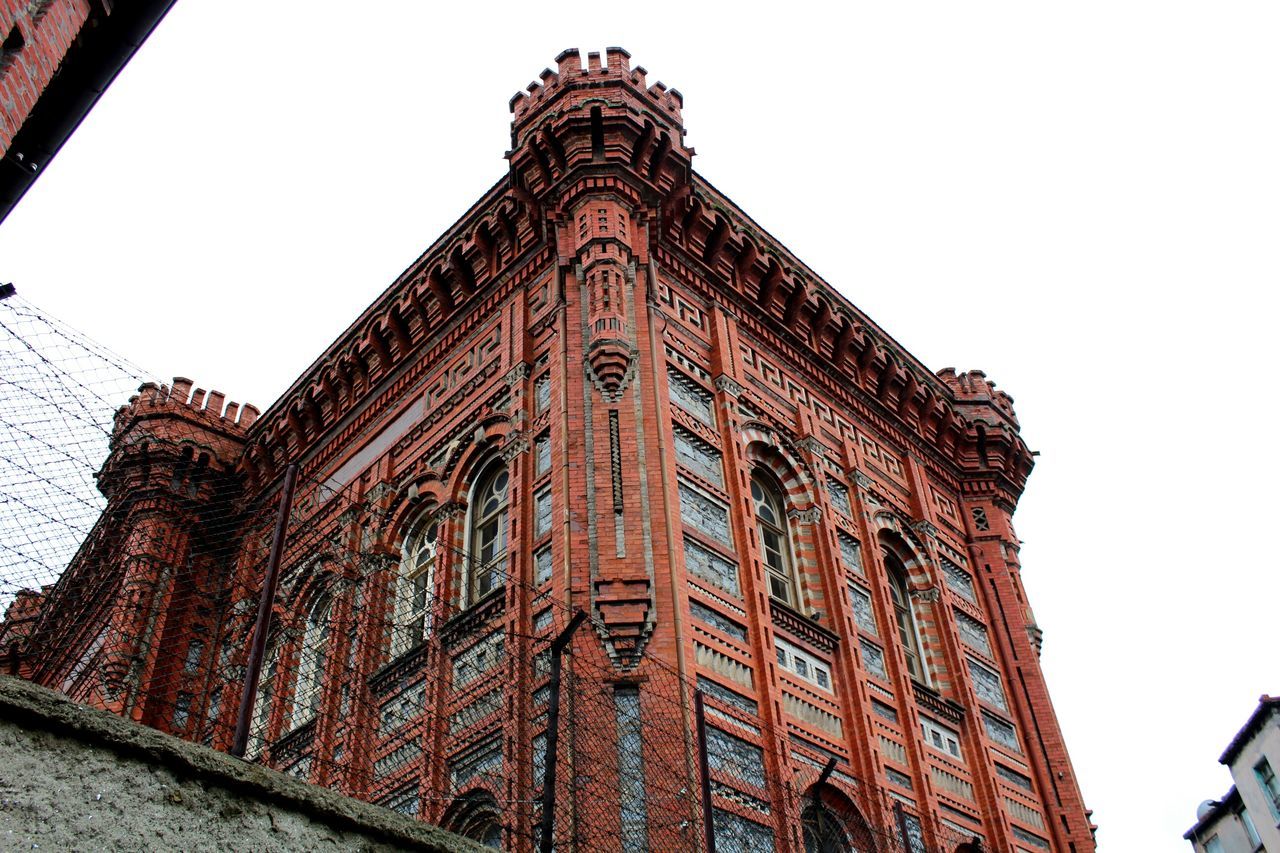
[0,676,484,852]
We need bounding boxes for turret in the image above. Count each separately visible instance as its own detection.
[506,47,694,207]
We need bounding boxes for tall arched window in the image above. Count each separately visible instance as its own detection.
[392,515,438,656]
[468,462,510,605]
[885,552,925,682]
[290,594,332,729]
[751,471,795,606]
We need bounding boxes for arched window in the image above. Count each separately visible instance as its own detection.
[290,594,332,729]
[467,462,510,605]
[751,471,795,605]
[392,515,438,656]
[885,552,925,682]
[802,803,852,853]
[443,791,503,848]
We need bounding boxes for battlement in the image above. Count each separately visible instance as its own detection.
[509,47,684,127]
[115,376,260,435]
[937,367,1019,427]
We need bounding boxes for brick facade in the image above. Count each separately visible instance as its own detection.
[2,48,1094,852]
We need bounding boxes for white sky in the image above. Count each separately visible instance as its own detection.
[2,2,1276,848]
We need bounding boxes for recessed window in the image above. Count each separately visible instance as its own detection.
[751,472,795,606]
[291,594,332,728]
[1256,757,1280,820]
[467,462,509,604]
[775,637,833,693]
[392,515,438,656]
[920,717,962,761]
[885,552,925,682]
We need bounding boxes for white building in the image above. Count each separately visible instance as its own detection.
[1185,696,1280,852]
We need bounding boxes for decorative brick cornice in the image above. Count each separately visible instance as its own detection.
[769,598,840,653]
[912,681,965,725]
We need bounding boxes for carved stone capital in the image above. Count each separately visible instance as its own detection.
[852,471,875,490]
[713,375,743,397]
[503,362,531,386]
[795,436,824,456]
[502,430,531,461]
[909,586,942,603]
[433,500,468,524]
[788,506,823,524]
[910,519,938,539]
[365,481,396,507]
[359,551,398,579]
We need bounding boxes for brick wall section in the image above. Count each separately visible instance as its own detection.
[0,0,92,155]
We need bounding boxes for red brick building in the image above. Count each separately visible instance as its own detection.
[3,49,1094,852]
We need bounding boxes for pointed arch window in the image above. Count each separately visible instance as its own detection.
[392,515,438,656]
[885,552,925,682]
[468,462,510,605]
[290,594,332,729]
[751,471,795,606]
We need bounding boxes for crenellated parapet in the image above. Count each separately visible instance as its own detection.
[936,367,1019,429]
[510,47,684,130]
[507,47,693,213]
[101,376,256,504]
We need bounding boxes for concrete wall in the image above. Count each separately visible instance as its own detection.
[0,675,483,852]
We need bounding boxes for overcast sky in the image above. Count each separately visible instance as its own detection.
[2,2,1276,848]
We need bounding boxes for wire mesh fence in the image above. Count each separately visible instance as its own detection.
[0,294,982,852]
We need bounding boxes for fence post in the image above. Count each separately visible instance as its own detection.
[694,689,716,853]
[230,462,299,758]
[537,609,587,853]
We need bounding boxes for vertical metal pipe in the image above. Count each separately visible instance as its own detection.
[538,609,587,853]
[230,462,299,758]
[694,690,716,853]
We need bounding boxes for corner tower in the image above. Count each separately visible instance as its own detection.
[506,48,695,669]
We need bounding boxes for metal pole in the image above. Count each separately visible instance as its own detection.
[230,462,299,758]
[814,756,837,790]
[694,690,716,853]
[538,609,587,853]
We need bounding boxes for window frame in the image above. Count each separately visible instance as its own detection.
[751,470,798,607]
[1256,757,1280,821]
[465,460,510,606]
[391,513,438,658]
[884,550,927,684]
